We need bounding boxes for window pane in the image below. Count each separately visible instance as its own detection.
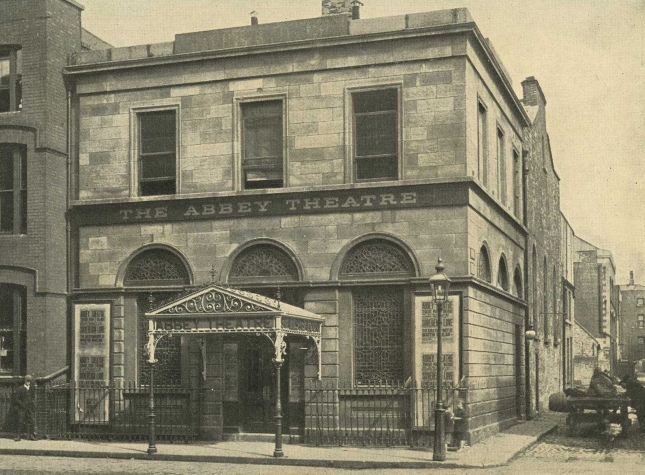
[0,149,13,190]
[355,156,397,180]
[140,111,175,154]
[355,113,397,157]
[0,57,9,86]
[244,118,282,159]
[140,180,175,196]
[353,89,397,114]
[0,191,14,232]
[141,154,175,180]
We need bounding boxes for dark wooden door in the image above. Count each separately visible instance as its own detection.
[240,337,289,433]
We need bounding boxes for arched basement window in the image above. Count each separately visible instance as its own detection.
[478,246,492,283]
[124,248,190,386]
[229,244,299,284]
[497,255,509,291]
[513,266,523,298]
[339,239,415,385]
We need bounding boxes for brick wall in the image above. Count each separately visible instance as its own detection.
[1,0,83,376]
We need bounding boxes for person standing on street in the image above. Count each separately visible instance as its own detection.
[12,375,37,441]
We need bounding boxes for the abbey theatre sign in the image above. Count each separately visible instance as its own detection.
[70,182,468,226]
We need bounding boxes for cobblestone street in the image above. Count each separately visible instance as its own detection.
[520,417,645,466]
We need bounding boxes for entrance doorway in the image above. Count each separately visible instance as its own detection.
[223,335,290,433]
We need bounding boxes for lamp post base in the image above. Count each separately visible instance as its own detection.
[433,404,446,461]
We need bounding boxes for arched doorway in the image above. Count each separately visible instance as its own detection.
[226,242,303,433]
[123,247,191,386]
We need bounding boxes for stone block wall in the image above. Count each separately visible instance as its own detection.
[75,34,469,200]
[461,286,525,444]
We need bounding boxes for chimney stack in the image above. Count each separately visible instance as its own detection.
[521,76,547,108]
[250,11,259,26]
[630,270,634,286]
[322,0,361,18]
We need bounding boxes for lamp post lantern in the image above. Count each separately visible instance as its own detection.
[429,258,451,461]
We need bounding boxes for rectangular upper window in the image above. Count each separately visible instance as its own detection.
[353,88,398,182]
[638,314,644,329]
[477,101,488,186]
[638,298,644,307]
[0,144,26,234]
[0,48,22,113]
[497,127,506,205]
[138,110,176,196]
[241,101,284,190]
[512,148,521,218]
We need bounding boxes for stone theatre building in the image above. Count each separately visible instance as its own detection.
[63,3,564,444]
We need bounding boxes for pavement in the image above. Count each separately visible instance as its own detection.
[0,412,565,469]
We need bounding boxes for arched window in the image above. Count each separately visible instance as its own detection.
[340,239,414,384]
[497,255,509,291]
[339,239,415,279]
[229,243,299,283]
[124,248,190,386]
[124,248,190,287]
[478,245,492,283]
[513,266,523,299]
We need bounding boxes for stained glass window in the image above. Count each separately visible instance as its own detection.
[124,248,190,287]
[229,244,299,283]
[340,239,414,278]
[354,287,404,384]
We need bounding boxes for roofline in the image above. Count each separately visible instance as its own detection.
[63,19,530,126]
[575,320,601,344]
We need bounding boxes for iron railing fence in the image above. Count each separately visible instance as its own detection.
[1,381,202,442]
[304,380,465,447]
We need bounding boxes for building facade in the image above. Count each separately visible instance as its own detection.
[561,213,575,389]
[619,272,645,366]
[573,236,618,374]
[63,6,544,444]
[0,0,109,379]
[520,77,565,414]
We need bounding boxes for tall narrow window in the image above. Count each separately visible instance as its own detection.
[497,128,506,204]
[138,110,176,196]
[0,48,22,112]
[477,101,488,186]
[0,284,27,375]
[353,88,398,181]
[543,257,548,342]
[241,101,284,189]
[478,245,492,283]
[513,266,523,299]
[512,148,521,218]
[638,315,644,329]
[0,144,27,234]
[497,255,509,291]
[532,247,537,332]
[541,135,546,169]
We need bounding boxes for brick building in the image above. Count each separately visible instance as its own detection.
[619,271,645,366]
[0,0,108,379]
[573,236,618,374]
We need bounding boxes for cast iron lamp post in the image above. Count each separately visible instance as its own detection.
[429,258,451,461]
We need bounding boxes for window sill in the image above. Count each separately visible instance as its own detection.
[0,233,27,238]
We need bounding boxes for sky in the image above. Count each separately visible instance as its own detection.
[79,0,645,285]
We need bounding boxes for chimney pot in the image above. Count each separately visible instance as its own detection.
[251,11,259,26]
[630,270,634,286]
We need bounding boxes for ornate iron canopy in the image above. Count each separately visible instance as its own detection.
[144,284,323,378]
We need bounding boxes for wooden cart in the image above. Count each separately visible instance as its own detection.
[565,395,631,437]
